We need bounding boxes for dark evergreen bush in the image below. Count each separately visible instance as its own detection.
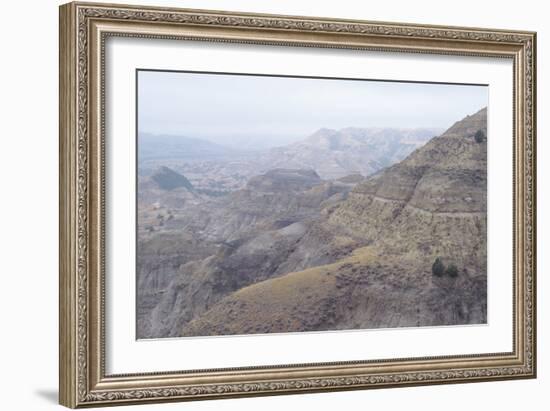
[446,263,459,278]
[474,129,486,143]
[432,257,445,277]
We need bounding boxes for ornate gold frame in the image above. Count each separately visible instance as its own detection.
[59,1,536,408]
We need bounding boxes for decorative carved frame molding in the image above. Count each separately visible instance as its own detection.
[59,2,536,408]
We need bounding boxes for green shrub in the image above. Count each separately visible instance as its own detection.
[446,263,459,278]
[432,257,445,277]
[474,129,486,143]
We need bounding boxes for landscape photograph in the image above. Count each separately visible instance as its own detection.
[136,70,488,339]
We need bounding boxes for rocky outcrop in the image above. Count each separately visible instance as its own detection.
[327,108,487,262]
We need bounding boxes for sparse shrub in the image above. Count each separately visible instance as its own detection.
[432,257,445,277]
[446,263,459,278]
[474,129,486,143]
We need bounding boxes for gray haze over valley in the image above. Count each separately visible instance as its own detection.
[138,71,488,150]
[138,126,443,192]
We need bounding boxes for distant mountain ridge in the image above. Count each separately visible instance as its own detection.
[260,127,441,179]
[139,133,241,161]
[138,127,443,190]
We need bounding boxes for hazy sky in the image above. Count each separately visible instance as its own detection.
[137,70,487,149]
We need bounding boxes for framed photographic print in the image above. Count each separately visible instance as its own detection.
[59,2,537,408]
